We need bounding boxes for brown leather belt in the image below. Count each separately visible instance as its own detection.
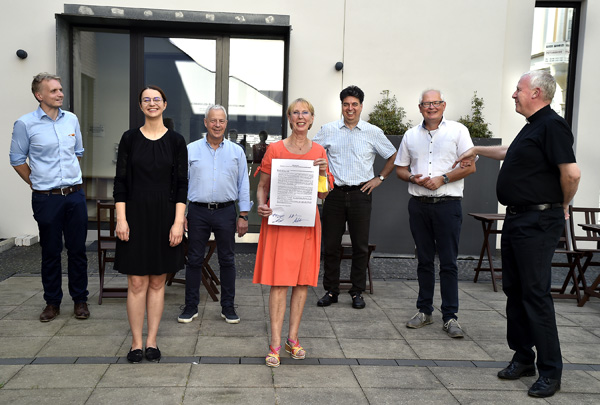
[191,201,235,210]
[32,184,82,196]
[507,203,562,215]
[413,196,462,204]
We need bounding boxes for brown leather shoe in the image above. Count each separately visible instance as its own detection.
[74,302,90,319]
[40,304,60,322]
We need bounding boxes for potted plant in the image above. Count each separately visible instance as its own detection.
[367,90,412,135]
[458,91,493,138]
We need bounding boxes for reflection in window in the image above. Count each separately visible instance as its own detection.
[530,7,574,118]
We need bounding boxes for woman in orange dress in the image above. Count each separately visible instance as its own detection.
[254,98,331,367]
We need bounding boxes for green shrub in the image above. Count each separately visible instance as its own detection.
[367,90,412,135]
[458,91,493,138]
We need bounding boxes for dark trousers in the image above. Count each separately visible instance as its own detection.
[322,187,372,295]
[185,203,237,308]
[31,189,88,306]
[408,197,462,322]
[502,208,564,380]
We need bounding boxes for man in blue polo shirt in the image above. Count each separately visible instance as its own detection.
[178,105,251,324]
[9,73,89,322]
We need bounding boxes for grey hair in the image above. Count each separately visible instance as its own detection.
[419,89,445,104]
[205,104,228,119]
[31,72,61,101]
[523,70,556,102]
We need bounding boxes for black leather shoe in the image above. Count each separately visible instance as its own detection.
[351,293,365,309]
[528,376,560,398]
[317,291,338,307]
[127,348,143,363]
[497,361,536,380]
[74,302,90,319]
[145,346,161,362]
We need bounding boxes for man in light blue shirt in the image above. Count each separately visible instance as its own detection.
[178,105,252,324]
[313,86,397,309]
[9,73,89,322]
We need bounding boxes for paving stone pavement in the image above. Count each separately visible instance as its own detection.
[1,265,600,404]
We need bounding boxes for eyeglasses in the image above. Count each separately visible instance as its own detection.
[142,97,163,104]
[292,111,311,117]
[420,101,444,108]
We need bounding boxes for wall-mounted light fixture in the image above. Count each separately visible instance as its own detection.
[335,62,343,71]
[16,49,28,59]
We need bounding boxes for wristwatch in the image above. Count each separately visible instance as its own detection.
[378,175,385,182]
[239,215,249,221]
[442,174,450,184]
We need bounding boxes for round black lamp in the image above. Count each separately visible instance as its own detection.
[335,62,343,71]
[16,49,28,59]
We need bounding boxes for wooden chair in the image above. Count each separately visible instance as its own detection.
[165,237,220,301]
[550,211,585,303]
[569,206,600,306]
[338,229,375,294]
[96,201,127,304]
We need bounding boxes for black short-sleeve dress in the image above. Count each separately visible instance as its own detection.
[113,128,188,275]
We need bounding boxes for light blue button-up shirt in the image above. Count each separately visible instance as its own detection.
[187,138,252,212]
[9,106,84,190]
[313,119,396,186]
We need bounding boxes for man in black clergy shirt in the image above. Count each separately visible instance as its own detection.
[455,70,580,398]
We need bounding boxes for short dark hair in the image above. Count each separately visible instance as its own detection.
[138,85,167,104]
[340,85,364,104]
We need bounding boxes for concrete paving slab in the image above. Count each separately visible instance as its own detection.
[37,335,126,357]
[0,319,66,336]
[0,337,51,358]
[0,291,43,306]
[561,343,600,364]
[369,297,417,310]
[559,370,600,393]
[194,336,267,357]
[0,305,17,319]
[0,364,23,386]
[273,365,359,388]
[0,388,93,405]
[475,340,514,362]
[409,339,494,361]
[159,319,203,336]
[97,363,191,387]
[363,388,458,405]
[339,338,417,359]
[450,389,542,404]
[4,364,108,389]
[559,311,600,326]
[545,393,600,404]
[183,387,276,404]
[297,337,344,358]
[88,387,185,405]
[558,326,600,343]
[57,318,130,336]
[234,295,265,307]
[331,320,403,339]
[351,365,443,388]
[276,387,367,404]
[198,320,267,337]
[321,305,391,322]
[187,364,272,387]
[431,367,529,391]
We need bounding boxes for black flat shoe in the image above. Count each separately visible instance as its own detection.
[145,346,161,362]
[317,291,338,307]
[127,348,143,363]
[528,376,560,398]
[351,293,365,309]
[497,361,536,380]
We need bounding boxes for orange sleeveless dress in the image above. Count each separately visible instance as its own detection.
[253,140,328,287]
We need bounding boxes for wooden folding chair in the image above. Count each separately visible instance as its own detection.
[570,206,600,306]
[96,201,127,304]
[550,211,585,303]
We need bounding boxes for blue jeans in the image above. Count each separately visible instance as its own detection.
[322,187,372,295]
[31,189,88,306]
[408,197,462,322]
[185,203,237,308]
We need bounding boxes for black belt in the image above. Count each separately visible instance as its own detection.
[32,184,82,196]
[507,203,562,215]
[191,201,235,210]
[334,183,365,192]
[413,196,462,204]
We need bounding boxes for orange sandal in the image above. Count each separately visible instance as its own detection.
[285,338,306,360]
[265,345,281,367]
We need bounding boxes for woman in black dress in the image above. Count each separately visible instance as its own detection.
[113,85,188,363]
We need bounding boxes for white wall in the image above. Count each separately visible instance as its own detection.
[1,0,595,238]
